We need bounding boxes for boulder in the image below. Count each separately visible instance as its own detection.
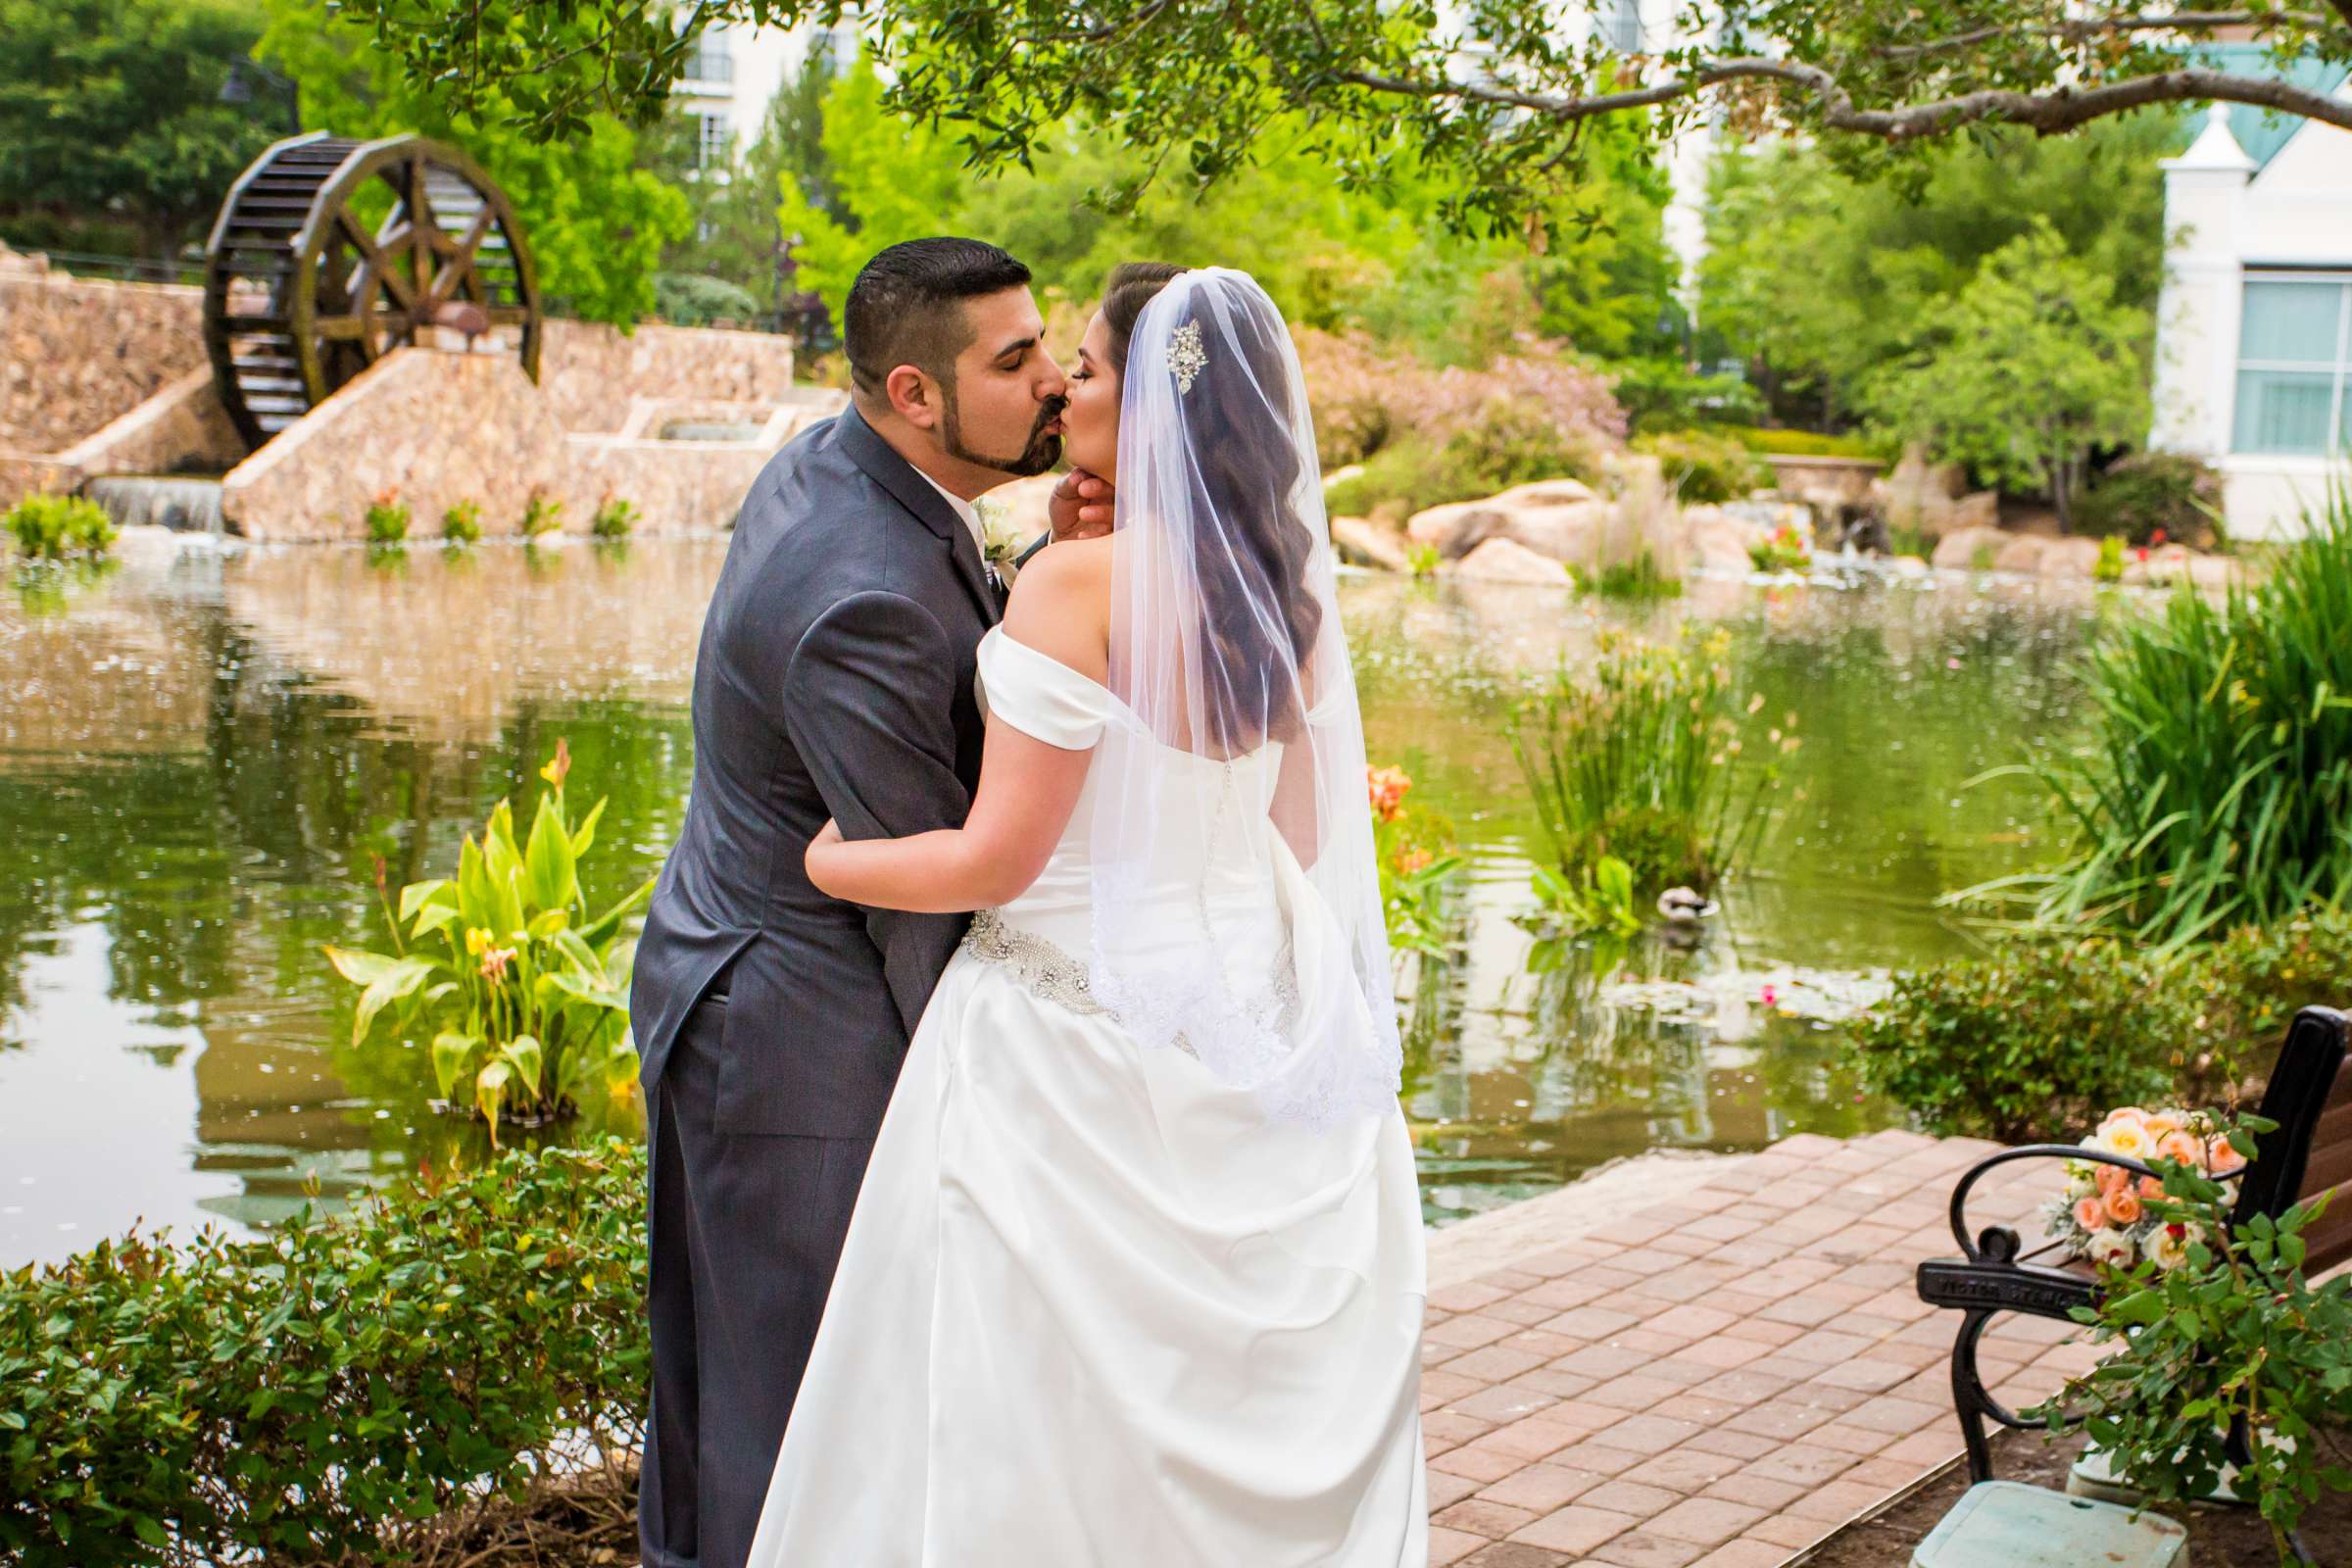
[1488,478,1599,509]
[1404,499,1508,558]
[1932,524,2011,571]
[1497,500,1608,563]
[1991,536,2049,573]
[1685,511,1755,575]
[1949,491,2001,531]
[2035,537,2104,578]
[1889,555,1931,578]
[1455,536,1573,585]
[1330,514,1411,572]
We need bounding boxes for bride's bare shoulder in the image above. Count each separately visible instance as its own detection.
[1001,534,1111,679]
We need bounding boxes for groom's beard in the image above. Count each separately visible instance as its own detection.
[942,391,1066,478]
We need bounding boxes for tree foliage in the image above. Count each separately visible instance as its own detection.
[0,0,284,261]
[256,0,690,325]
[329,0,2352,234]
[1696,114,2180,428]
[1862,220,2151,523]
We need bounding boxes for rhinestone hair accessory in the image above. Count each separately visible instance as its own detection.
[1167,319,1207,394]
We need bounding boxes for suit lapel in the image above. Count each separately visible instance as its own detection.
[834,405,1002,628]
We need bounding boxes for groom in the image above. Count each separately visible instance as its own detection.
[630,237,1106,1568]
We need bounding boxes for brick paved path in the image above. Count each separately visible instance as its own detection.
[1420,1130,2099,1567]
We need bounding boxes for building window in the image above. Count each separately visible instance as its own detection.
[683,33,734,87]
[697,113,731,172]
[2235,274,2352,457]
[1603,0,1644,53]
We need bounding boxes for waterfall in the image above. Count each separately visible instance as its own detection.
[81,476,227,535]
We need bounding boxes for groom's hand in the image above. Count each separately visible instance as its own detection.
[1048,468,1112,543]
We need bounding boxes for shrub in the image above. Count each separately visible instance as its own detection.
[1716,424,1882,460]
[1324,397,1601,524]
[1966,492,2352,948]
[1368,765,1461,965]
[1851,914,2352,1141]
[1509,629,1794,897]
[441,499,484,543]
[2071,451,2226,546]
[0,1139,649,1566]
[521,491,564,538]
[1747,523,1811,573]
[364,489,411,544]
[592,497,639,539]
[5,494,116,561]
[2038,1117,2352,1553]
[1608,359,1764,432]
[1634,428,1768,504]
[2093,533,2126,583]
[1292,326,1626,470]
[654,270,761,328]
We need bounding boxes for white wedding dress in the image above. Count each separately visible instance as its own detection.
[747,625,1429,1567]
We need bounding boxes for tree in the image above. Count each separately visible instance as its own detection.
[255,0,690,326]
[1697,112,2181,427]
[328,0,2350,233]
[1862,220,2151,526]
[0,0,284,262]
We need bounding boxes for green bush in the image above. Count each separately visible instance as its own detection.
[1607,359,1763,432]
[1852,914,2352,1141]
[1715,424,1881,459]
[592,497,640,539]
[6,494,117,561]
[653,270,761,327]
[365,490,412,544]
[441,499,484,543]
[1969,492,2352,948]
[1590,553,1683,600]
[521,492,565,538]
[1325,396,1599,523]
[1509,629,1792,897]
[2071,451,2226,546]
[1633,428,1768,504]
[0,1139,649,1566]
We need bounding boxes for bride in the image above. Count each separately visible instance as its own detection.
[747,265,1428,1566]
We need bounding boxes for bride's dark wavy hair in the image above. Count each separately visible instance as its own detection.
[1102,263,1324,754]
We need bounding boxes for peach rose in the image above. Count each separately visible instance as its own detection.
[2137,1174,2168,1202]
[2073,1197,2108,1234]
[2096,1163,2131,1197]
[2143,1111,2184,1141]
[2157,1131,2207,1170]
[2103,1189,2143,1227]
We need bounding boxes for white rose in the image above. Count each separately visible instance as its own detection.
[2148,1226,2193,1272]
[2085,1228,2138,1269]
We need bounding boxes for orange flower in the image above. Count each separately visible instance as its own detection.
[2103,1189,2143,1227]
[1366,764,1412,823]
[2072,1196,2107,1234]
[1393,847,1433,875]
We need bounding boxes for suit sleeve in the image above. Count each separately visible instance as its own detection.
[782,591,970,1035]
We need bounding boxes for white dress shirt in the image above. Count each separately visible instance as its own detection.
[914,467,986,558]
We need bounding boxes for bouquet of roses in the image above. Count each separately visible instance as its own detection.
[2044,1105,2230,1272]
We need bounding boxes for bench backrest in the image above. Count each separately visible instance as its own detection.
[2232,1005,2352,1275]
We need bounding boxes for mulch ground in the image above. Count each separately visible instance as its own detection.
[1802,1424,2352,1568]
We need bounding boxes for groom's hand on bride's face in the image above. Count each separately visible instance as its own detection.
[1048,468,1112,543]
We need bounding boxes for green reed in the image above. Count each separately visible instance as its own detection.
[1964,488,2352,951]
[1509,629,1793,896]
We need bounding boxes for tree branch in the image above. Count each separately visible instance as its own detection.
[1875,12,2320,63]
[1337,60,2352,141]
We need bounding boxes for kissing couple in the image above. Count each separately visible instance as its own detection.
[629,239,1430,1567]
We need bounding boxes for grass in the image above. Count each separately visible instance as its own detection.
[1955,487,2352,951]
[1508,629,1793,896]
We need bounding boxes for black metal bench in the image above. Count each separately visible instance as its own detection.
[1915,1004,2352,1482]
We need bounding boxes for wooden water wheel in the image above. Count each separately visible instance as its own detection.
[202,132,542,450]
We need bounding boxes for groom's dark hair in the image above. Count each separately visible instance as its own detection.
[844,238,1034,401]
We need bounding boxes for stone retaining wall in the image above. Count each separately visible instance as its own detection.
[0,264,208,457]
[542,318,798,433]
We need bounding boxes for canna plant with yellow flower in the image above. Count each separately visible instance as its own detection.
[323,740,655,1144]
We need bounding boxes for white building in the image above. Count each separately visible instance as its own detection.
[668,20,856,175]
[2152,70,2352,540]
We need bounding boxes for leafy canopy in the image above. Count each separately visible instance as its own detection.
[330,0,2352,233]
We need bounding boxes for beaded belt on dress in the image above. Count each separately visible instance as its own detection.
[961,908,1109,1016]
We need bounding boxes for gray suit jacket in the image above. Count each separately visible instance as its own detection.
[630,404,1001,1137]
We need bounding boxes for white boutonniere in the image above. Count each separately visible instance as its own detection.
[975,496,1019,567]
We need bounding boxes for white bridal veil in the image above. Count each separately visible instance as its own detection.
[1085,268,1402,1130]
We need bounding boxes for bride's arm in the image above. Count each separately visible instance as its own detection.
[805,542,1110,913]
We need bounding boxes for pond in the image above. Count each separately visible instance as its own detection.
[0,537,2109,1263]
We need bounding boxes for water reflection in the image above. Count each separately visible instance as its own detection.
[0,543,2106,1259]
